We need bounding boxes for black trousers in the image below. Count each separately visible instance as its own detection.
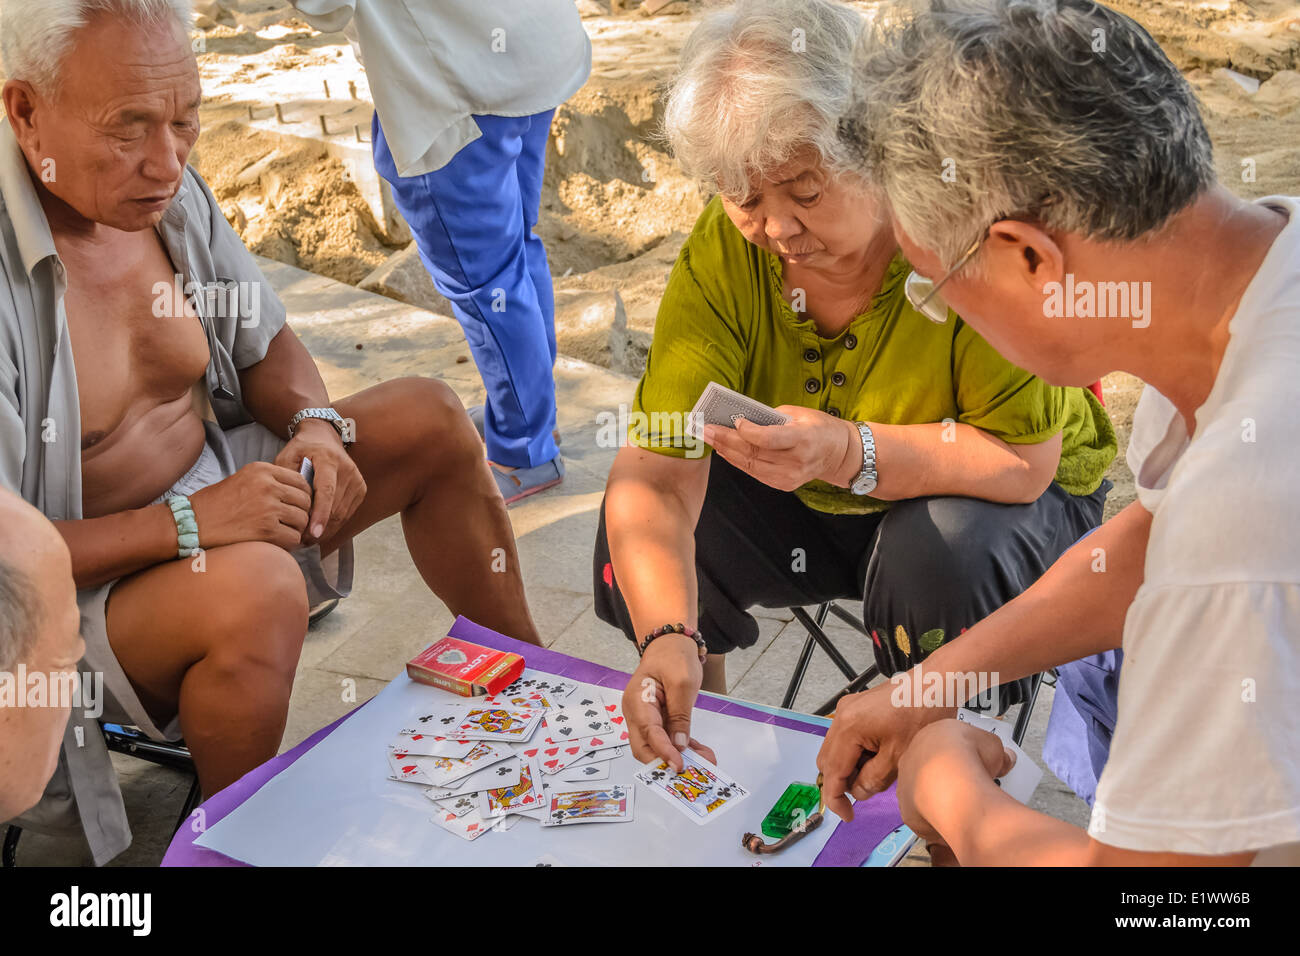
[594,456,1109,701]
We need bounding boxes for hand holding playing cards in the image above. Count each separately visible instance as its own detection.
[895,718,1016,852]
[623,635,717,772]
[701,406,861,493]
[816,681,938,821]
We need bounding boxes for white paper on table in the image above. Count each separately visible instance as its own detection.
[195,674,837,867]
[954,709,1044,804]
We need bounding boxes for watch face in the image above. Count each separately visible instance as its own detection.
[852,475,877,496]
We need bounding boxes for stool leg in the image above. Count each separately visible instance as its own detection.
[813,664,880,717]
[1012,672,1045,747]
[171,774,204,836]
[790,606,859,681]
[2,825,21,867]
[781,634,816,710]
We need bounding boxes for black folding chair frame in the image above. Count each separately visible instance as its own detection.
[2,725,201,867]
[781,601,1047,745]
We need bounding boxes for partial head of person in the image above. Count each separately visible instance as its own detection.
[0,0,199,232]
[662,0,888,269]
[0,488,83,822]
[842,0,1217,387]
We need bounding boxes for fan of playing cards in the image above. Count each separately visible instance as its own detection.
[386,670,754,843]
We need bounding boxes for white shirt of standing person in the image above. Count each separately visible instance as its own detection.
[287,0,592,178]
[1090,196,1300,865]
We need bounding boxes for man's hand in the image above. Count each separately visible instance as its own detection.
[189,461,312,551]
[816,680,945,821]
[895,718,1015,850]
[702,406,860,492]
[275,418,366,544]
[622,634,717,771]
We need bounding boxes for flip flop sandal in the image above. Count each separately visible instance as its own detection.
[490,454,565,505]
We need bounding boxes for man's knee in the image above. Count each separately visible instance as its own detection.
[204,543,308,678]
[384,377,479,466]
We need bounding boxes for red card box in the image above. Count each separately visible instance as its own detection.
[406,636,525,697]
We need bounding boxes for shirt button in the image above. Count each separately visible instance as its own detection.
[804,378,821,394]
[831,371,846,386]
[844,334,858,350]
[828,407,841,418]
[803,348,820,363]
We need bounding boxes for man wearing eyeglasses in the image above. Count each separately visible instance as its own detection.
[818,0,1300,865]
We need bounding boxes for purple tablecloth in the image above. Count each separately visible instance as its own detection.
[162,617,902,866]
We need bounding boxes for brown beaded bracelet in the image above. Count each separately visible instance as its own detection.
[637,623,707,663]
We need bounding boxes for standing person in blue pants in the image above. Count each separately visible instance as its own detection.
[290,0,592,502]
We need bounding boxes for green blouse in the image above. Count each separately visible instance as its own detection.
[629,197,1117,515]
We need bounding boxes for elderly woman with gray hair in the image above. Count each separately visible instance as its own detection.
[593,0,1116,775]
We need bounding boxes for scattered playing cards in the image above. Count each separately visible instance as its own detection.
[388,679,640,847]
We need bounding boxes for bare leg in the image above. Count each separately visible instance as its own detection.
[323,378,542,645]
[106,542,308,796]
[702,653,727,694]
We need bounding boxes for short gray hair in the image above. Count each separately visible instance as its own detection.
[662,0,867,198]
[0,0,194,97]
[843,0,1215,268]
[0,559,42,673]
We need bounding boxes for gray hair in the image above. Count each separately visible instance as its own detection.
[0,0,194,97]
[842,0,1215,268]
[662,0,867,199]
[0,559,42,673]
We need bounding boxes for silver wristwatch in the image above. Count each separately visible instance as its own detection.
[288,407,351,444]
[850,421,877,496]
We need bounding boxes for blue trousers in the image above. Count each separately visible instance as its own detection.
[372,111,560,469]
[1043,649,1123,806]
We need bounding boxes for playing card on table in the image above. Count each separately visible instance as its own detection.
[635,747,750,825]
[542,705,613,738]
[422,741,512,787]
[686,382,790,439]
[388,751,436,784]
[451,705,544,742]
[431,805,490,842]
[540,784,634,827]
[498,673,578,704]
[479,756,546,819]
[430,793,480,818]
[558,761,611,783]
[433,753,523,795]
[529,729,628,775]
[390,734,475,759]
[397,704,472,737]
[479,689,552,711]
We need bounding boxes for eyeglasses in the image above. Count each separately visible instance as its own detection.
[905,197,1056,324]
[903,227,989,324]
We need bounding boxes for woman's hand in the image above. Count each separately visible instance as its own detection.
[702,406,860,492]
[621,634,717,771]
